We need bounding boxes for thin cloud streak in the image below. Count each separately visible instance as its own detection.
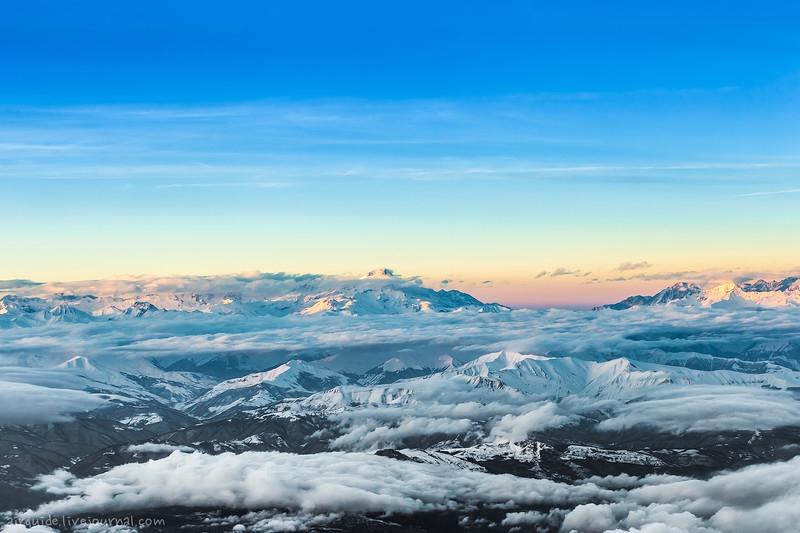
[2,100,798,183]
[155,182,290,189]
[736,188,800,197]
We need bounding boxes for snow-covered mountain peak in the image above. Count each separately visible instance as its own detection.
[700,282,738,301]
[380,358,411,372]
[185,359,355,417]
[741,277,800,293]
[249,362,292,383]
[465,351,551,372]
[651,282,702,303]
[363,268,397,279]
[669,281,701,292]
[452,352,567,390]
[56,355,96,371]
[599,282,702,310]
[218,359,336,390]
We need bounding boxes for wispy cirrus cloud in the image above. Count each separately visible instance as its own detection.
[155,182,290,189]
[736,188,800,197]
[2,100,798,185]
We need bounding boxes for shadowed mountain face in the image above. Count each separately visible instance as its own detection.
[2,274,800,532]
[741,277,800,292]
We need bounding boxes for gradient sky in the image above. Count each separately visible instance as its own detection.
[1,1,799,307]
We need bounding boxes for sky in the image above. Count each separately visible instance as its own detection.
[1,1,799,307]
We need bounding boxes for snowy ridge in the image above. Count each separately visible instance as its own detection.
[443,440,552,463]
[561,445,665,466]
[34,337,800,426]
[51,353,215,405]
[451,351,675,398]
[47,347,800,422]
[286,350,800,419]
[185,360,354,417]
[602,276,800,309]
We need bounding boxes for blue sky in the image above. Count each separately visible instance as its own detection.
[2,2,798,102]
[1,1,799,306]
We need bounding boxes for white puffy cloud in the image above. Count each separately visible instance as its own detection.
[16,451,800,533]
[320,375,579,450]
[502,510,548,525]
[502,508,564,529]
[489,402,575,442]
[560,456,800,533]
[561,503,616,533]
[0,526,58,533]
[122,443,194,454]
[330,415,475,449]
[23,450,612,519]
[71,525,137,533]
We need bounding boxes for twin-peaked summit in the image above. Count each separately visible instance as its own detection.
[361,267,397,279]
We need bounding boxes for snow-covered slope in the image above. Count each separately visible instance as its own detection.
[185,360,354,418]
[52,354,215,405]
[601,282,702,310]
[602,277,800,309]
[41,339,800,424]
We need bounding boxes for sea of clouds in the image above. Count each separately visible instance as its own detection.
[2,276,800,531]
[2,451,798,533]
[1,302,800,440]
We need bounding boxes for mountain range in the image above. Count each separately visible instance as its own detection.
[0,268,508,328]
[2,271,800,532]
[599,276,800,310]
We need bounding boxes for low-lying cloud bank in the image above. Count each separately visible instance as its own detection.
[25,450,610,517]
[319,374,579,450]
[2,304,800,373]
[0,381,106,425]
[596,386,800,434]
[12,452,800,533]
[317,378,800,451]
[562,456,800,533]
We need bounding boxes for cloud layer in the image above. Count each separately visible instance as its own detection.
[563,456,800,533]
[597,386,800,434]
[0,380,106,425]
[25,450,609,518]
[15,452,800,533]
